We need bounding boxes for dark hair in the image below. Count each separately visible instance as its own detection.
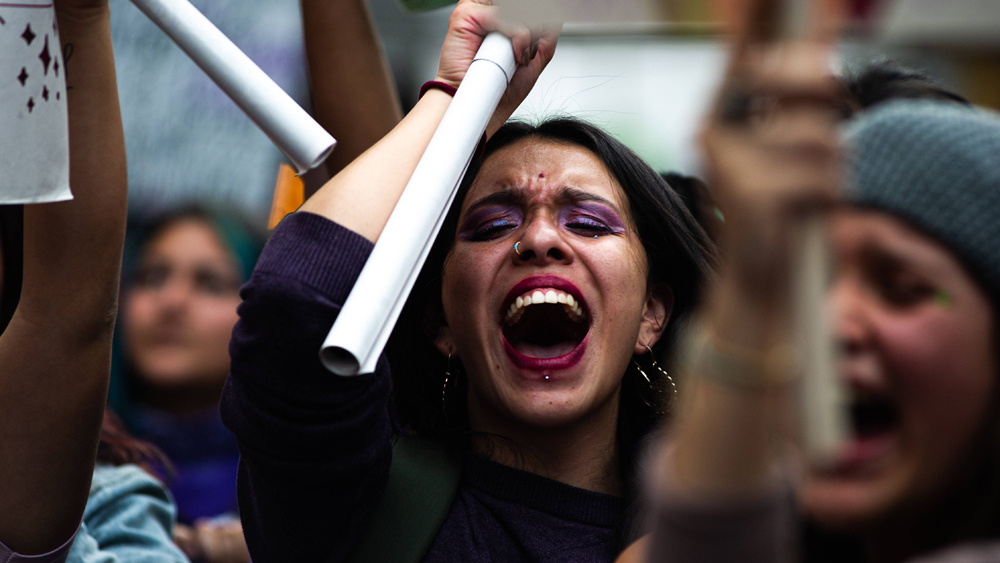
[385,118,716,549]
[97,409,172,476]
[0,205,24,333]
[844,60,970,114]
[660,172,721,242]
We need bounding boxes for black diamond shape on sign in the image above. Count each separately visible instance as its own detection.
[39,35,51,75]
[1,15,6,25]
[42,85,49,101]
[56,91,60,100]
[22,23,35,45]
[53,59,59,76]
[27,97,35,113]
[17,67,28,86]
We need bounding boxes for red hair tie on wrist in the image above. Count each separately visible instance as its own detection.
[419,80,458,99]
[419,80,489,160]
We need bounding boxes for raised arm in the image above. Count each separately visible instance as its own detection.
[301,0,403,178]
[299,0,558,242]
[0,0,126,554]
[221,5,557,560]
[644,1,844,561]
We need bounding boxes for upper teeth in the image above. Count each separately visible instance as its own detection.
[505,288,586,325]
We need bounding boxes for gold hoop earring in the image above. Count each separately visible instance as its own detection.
[442,353,452,415]
[631,344,677,415]
[513,241,523,256]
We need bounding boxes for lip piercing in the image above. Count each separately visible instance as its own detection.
[514,241,523,256]
[544,375,550,381]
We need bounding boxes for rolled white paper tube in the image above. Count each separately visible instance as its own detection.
[796,218,850,464]
[129,0,335,173]
[321,33,517,376]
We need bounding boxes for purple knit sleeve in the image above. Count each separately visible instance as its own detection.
[221,212,394,563]
[0,529,76,563]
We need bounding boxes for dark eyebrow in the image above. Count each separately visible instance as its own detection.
[463,186,623,217]
[463,188,524,217]
[559,187,622,214]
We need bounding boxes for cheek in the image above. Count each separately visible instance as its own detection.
[123,291,155,341]
[879,308,994,474]
[441,245,508,334]
[191,296,241,341]
[584,239,648,321]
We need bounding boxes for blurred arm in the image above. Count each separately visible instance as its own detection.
[301,0,403,179]
[0,2,126,554]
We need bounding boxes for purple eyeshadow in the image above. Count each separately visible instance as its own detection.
[560,202,626,234]
[457,205,523,240]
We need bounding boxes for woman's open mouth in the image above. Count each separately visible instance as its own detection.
[828,388,902,471]
[850,390,901,441]
[499,276,592,372]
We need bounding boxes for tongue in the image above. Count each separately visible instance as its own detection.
[513,340,578,359]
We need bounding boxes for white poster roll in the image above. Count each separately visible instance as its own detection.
[796,218,849,465]
[129,0,335,174]
[321,33,517,376]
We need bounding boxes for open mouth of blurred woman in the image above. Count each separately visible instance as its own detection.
[828,386,903,473]
[499,274,591,373]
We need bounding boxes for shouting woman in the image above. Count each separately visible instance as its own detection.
[221,0,714,561]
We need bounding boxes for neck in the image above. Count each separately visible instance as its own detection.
[134,377,225,414]
[862,524,918,563]
[468,392,622,496]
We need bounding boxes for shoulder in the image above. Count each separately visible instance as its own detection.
[86,464,171,510]
[67,464,188,563]
[909,542,1000,563]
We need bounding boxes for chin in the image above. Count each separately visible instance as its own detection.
[515,389,601,427]
[133,358,199,387]
[801,470,910,532]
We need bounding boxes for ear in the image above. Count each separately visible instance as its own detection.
[434,325,457,358]
[635,283,674,354]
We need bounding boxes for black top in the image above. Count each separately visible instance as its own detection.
[221,212,621,562]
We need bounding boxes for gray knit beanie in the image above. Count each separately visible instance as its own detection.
[845,99,1000,297]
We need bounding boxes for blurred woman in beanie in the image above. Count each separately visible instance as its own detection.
[635,1,1000,562]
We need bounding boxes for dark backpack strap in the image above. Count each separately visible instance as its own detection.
[345,435,464,563]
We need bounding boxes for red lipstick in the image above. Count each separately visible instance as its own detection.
[502,333,589,373]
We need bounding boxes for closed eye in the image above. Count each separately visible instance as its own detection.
[862,249,937,308]
[469,215,520,241]
[564,213,614,236]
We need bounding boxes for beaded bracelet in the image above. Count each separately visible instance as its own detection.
[419,80,489,160]
[680,321,798,391]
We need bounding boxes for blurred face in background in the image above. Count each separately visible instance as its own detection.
[803,209,996,531]
[123,217,243,398]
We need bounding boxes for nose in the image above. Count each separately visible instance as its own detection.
[155,273,193,315]
[512,211,574,267]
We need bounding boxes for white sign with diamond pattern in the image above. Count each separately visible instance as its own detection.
[0,0,71,203]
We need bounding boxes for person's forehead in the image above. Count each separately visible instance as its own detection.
[145,218,231,261]
[464,137,625,209]
[832,208,959,274]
